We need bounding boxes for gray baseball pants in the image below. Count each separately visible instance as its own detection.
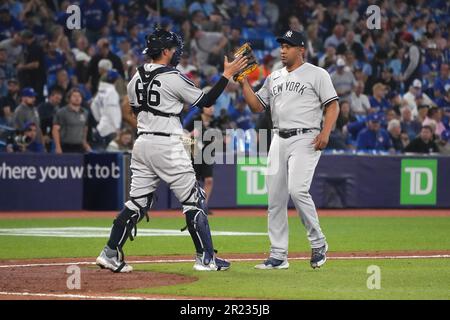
[266,131,326,261]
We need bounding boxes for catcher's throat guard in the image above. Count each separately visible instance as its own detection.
[233,43,259,82]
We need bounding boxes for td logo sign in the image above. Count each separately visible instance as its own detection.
[237,157,268,205]
[401,159,437,205]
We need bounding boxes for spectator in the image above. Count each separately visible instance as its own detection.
[87,38,124,96]
[433,63,450,99]
[404,125,439,153]
[13,87,43,144]
[52,88,91,154]
[188,0,215,16]
[0,78,19,126]
[305,23,322,64]
[350,80,371,115]
[230,3,257,29]
[318,45,337,70]
[387,119,404,152]
[190,25,228,70]
[71,34,92,84]
[356,113,392,151]
[435,86,450,108]
[16,30,46,101]
[381,68,398,93]
[369,83,390,113]
[44,41,68,89]
[38,87,64,151]
[264,0,280,27]
[365,50,388,94]
[253,1,270,28]
[176,52,197,75]
[80,0,113,43]
[13,121,45,153]
[51,68,72,98]
[90,69,122,150]
[162,0,187,23]
[331,58,356,102]
[324,24,345,49]
[106,129,133,153]
[437,130,450,154]
[336,30,364,61]
[0,32,23,65]
[228,97,255,130]
[0,6,23,40]
[416,104,430,123]
[423,106,446,136]
[402,79,436,118]
[400,106,422,140]
[335,101,356,132]
[0,47,16,80]
[247,54,274,86]
[400,32,422,90]
[287,15,304,33]
[214,81,237,118]
[386,91,403,115]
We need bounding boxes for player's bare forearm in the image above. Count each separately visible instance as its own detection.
[240,78,265,113]
[322,100,340,136]
[312,100,339,150]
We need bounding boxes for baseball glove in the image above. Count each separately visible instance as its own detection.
[232,43,259,82]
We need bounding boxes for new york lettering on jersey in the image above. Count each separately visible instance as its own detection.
[256,63,338,129]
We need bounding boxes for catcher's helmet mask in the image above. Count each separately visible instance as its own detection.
[142,28,184,66]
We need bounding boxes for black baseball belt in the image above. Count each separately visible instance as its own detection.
[276,128,320,139]
[138,131,171,137]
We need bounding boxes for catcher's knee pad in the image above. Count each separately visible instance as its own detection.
[182,182,208,214]
[107,193,154,250]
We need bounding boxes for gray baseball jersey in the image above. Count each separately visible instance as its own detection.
[255,62,338,129]
[125,63,204,207]
[127,63,205,135]
[255,62,338,261]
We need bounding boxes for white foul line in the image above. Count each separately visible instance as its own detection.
[0,254,449,269]
[0,291,175,300]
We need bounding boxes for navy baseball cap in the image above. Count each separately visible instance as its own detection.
[276,30,306,47]
[21,87,37,97]
[441,130,450,142]
[106,69,120,82]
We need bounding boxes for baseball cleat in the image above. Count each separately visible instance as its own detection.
[193,254,231,271]
[255,257,289,270]
[96,249,133,273]
[310,243,328,269]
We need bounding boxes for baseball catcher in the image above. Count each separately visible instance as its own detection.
[96,28,249,273]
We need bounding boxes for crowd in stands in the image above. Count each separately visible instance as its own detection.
[0,0,449,155]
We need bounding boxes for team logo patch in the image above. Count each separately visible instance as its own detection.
[285,30,293,38]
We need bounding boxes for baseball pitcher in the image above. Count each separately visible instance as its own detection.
[238,30,340,269]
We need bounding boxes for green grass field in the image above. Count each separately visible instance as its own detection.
[0,215,449,299]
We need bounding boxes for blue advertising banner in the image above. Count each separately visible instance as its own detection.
[0,153,84,210]
[1,153,449,211]
[83,153,124,210]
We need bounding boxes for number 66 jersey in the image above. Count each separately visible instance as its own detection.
[127,63,205,136]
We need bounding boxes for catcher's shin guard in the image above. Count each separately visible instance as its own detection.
[182,183,215,263]
[184,209,215,263]
[107,193,154,254]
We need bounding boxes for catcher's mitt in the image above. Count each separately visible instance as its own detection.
[233,43,259,82]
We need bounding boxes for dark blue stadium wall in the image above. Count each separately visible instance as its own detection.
[1,153,449,210]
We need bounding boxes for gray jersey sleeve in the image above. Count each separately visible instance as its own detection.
[127,76,139,108]
[255,76,270,109]
[168,73,204,106]
[316,68,338,107]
